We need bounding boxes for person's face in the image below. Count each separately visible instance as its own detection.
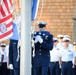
[64,41,69,47]
[1,47,6,50]
[58,37,63,43]
[54,41,58,46]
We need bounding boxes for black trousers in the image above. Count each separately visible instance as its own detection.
[62,62,72,75]
[33,65,49,75]
[0,62,8,75]
[50,62,61,75]
[9,39,20,75]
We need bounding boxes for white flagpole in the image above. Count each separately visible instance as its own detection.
[20,0,31,75]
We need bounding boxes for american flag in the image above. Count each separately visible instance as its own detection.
[0,0,13,41]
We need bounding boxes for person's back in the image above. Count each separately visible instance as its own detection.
[9,13,20,75]
[32,22,53,75]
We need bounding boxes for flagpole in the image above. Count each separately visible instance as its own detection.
[20,0,31,75]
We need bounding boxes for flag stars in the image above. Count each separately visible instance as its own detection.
[42,33,45,36]
[39,32,41,35]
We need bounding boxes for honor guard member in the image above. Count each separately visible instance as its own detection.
[58,37,76,75]
[32,22,53,75]
[9,12,20,75]
[50,38,61,75]
[0,44,8,75]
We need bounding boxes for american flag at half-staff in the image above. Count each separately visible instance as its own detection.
[0,0,13,41]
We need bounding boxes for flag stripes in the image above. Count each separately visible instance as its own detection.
[0,0,13,41]
[0,0,12,18]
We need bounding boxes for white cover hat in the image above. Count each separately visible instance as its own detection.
[57,34,64,38]
[63,37,70,42]
[64,35,70,38]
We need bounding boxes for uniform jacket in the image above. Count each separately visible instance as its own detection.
[33,30,53,67]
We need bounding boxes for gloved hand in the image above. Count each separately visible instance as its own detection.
[36,35,43,43]
[34,36,39,43]
[9,64,13,70]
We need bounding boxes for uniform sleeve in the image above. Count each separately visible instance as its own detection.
[73,51,76,57]
[1,50,4,55]
[71,46,76,57]
[41,34,53,50]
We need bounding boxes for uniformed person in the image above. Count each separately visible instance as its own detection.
[50,38,61,75]
[32,22,53,75]
[64,35,73,48]
[58,37,76,75]
[57,34,64,75]
[9,12,20,75]
[57,34,64,47]
[0,44,8,75]
[72,42,76,75]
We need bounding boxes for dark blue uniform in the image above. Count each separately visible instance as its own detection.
[9,22,20,75]
[9,40,20,75]
[32,22,53,75]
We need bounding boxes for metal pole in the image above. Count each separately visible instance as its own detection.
[20,0,31,75]
[73,0,76,42]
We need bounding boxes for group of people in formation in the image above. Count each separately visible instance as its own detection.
[32,22,76,75]
[0,19,76,75]
[0,7,76,75]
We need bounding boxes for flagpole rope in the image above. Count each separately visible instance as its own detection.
[37,0,44,22]
[32,0,44,32]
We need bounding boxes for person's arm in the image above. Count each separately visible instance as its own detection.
[41,34,53,50]
[72,51,76,68]
[73,57,76,68]
[36,33,53,50]
[75,56,76,65]
[58,57,62,68]
[58,50,62,68]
